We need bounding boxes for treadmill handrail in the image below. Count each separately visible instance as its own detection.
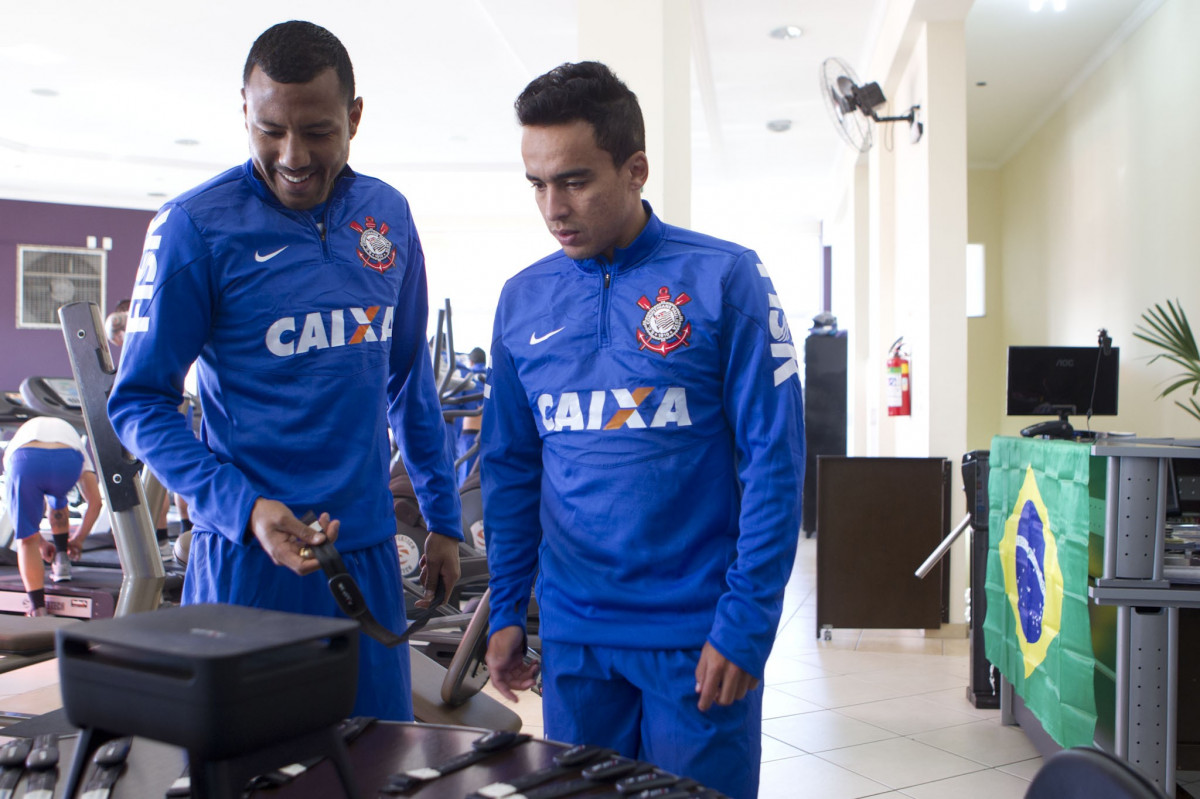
[59,302,165,615]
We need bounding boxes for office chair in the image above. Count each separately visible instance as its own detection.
[1025,747,1169,799]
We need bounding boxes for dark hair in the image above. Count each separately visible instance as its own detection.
[244,21,356,106]
[468,347,486,365]
[515,61,644,167]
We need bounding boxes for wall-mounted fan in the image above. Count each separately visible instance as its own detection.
[820,57,923,153]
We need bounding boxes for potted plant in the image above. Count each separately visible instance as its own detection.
[1133,299,1200,421]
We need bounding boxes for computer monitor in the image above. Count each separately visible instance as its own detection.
[42,378,81,409]
[1007,346,1119,423]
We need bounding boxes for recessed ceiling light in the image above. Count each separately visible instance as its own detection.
[769,25,803,40]
[174,138,200,146]
[31,88,58,97]
[766,119,792,133]
[148,192,167,198]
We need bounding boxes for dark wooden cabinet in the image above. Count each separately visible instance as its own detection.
[816,456,950,636]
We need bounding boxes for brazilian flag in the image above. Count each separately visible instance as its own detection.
[983,436,1113,748]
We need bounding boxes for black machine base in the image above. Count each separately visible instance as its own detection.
[64,723,361,799]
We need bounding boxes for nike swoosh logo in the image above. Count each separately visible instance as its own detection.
[529,327,565,345]
[255,246,288,262]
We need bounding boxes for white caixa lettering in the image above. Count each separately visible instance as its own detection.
[537,387,691,433]
[265,306,393,357]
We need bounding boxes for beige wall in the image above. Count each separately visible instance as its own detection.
[969,0,1200,439]
[966,168,1003,451]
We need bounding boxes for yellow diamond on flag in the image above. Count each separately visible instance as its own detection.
[999,465,1065,678]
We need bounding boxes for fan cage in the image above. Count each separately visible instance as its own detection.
[16,245,107,330]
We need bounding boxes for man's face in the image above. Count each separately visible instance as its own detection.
[242,66,362,211]
[521,120,648,261]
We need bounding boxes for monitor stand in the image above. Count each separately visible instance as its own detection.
[1020,414,1075,440]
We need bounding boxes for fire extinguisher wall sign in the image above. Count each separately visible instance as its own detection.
[886,337,911,416]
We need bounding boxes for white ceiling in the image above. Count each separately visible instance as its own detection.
[0,0,1162,221]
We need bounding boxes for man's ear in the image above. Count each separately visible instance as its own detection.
[349,97,364,139]
[626,151,649,192]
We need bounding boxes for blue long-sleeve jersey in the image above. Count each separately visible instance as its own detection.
[480,206,805,678]
[109,161,461,549]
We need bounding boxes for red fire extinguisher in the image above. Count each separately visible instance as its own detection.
[886,337,911,417]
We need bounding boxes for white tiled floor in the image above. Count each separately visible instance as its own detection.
[486,535,1200,798]
[751,536,1045,799]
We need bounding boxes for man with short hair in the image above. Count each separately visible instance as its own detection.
[109,20,461,721]
[481,61,805,798]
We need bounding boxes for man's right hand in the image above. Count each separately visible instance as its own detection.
[248,498,338,576]
[485,625,540,702]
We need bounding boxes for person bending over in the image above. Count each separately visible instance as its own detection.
[4,416,102,614]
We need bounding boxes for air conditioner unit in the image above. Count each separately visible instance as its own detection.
[16,245,106,330]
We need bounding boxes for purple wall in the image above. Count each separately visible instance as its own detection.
[0,199,154,391]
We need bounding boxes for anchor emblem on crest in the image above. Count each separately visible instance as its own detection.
[636,285,692,356]
[349,216,396,273]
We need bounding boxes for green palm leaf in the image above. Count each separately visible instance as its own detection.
[1137,299,1200,418]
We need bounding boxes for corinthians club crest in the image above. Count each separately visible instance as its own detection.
[349,216,396,273]
[636,286,692,356]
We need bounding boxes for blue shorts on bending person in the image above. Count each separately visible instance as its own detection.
[5,448,84,540]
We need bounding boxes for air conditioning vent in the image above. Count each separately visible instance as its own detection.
[16,245,106,329]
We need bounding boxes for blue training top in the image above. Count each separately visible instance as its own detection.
[109,160,461,549]
[481,204,805,678]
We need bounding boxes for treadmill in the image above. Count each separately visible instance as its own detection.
[18,376,86,430]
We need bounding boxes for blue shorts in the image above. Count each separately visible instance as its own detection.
[5,448,84,540]
[184,531,413,721]
[541,640,762,799]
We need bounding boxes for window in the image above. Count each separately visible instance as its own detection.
[966,243,986,318]
[16,245,106,330]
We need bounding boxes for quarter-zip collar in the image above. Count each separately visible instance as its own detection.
[573,201,664,276]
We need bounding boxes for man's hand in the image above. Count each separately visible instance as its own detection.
[38,538,56,564]
[694,641,760,712]
[485,625,539,702]
[416,532,461,608]
[66,530,85,560]
[248,498,337,576]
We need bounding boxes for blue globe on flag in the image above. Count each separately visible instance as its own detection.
[1000,465,1065,678]
[1014,499,1047,643]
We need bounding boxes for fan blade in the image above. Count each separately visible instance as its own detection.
[840,75,859,112]
[820,56,875,154]
[830,85,854,115]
